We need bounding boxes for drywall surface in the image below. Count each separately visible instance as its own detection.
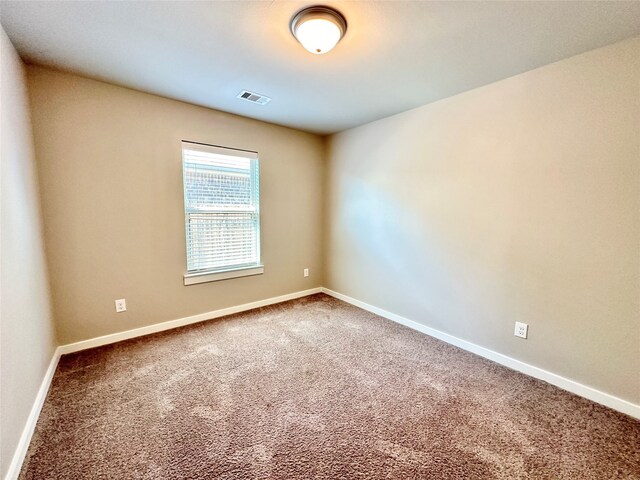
[27,67,325,344]
[325,37,640,404]
[0,27,56,477]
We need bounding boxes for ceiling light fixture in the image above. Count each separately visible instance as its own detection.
[290,6,347,55]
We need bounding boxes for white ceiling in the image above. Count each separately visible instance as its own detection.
[1,1,639,135]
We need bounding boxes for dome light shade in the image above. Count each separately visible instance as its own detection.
[290,6,347,55]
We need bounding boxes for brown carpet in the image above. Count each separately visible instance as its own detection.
[20,293,640,479]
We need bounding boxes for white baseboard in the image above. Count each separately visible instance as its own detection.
[7,285,638,480]
[321,288,640,420]
[6,287,323,479]
[58,287,323,354]
[4,347,62,480]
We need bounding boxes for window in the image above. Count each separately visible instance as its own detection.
[182,141,262,285]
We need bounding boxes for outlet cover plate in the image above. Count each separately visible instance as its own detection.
[115,299,127,313]
[514,321,528,339]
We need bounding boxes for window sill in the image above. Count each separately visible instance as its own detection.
[184,265,264,286]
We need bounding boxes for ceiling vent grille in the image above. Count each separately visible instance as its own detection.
[237,90,271,105]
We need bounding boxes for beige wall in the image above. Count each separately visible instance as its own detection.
[27,66,325,345]
[0,29,57,477]
[325,38,640,403]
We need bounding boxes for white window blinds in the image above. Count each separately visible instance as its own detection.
[182,141,260,274]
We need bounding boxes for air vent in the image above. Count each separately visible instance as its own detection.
[237,90,271,105]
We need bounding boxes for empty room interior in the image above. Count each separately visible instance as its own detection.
[1,1,639,478]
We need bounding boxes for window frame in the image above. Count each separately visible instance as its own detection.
[181,141,263,285]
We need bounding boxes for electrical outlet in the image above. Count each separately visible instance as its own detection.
[115,299,127,313]
[303,268,309,277]
[514,321,528,339]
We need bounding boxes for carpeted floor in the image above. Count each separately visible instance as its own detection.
[20,293,640,479]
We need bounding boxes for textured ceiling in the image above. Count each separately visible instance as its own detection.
[1,1,639,134]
